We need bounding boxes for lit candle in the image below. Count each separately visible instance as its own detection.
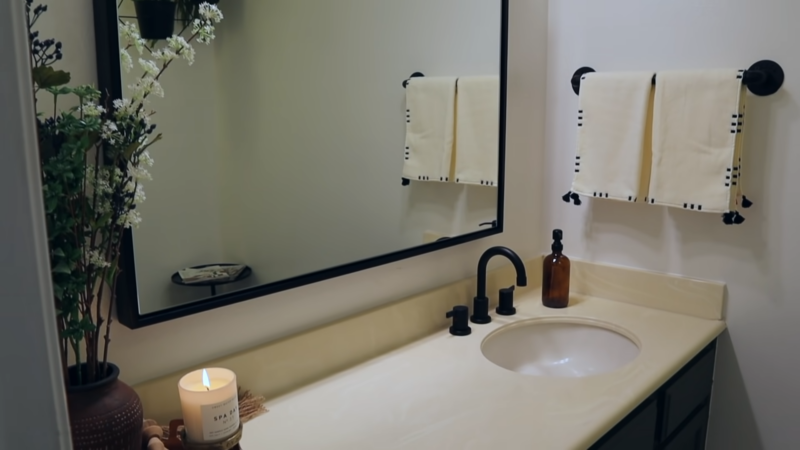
[178,368,240,444]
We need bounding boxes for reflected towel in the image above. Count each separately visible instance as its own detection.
[648,69,750,219]
[454,76,500,187]
[571,71,655,203]
[403,77,458,183]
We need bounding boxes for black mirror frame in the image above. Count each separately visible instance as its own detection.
[92,0,510,328]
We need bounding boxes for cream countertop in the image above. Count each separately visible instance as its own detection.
[240,289,726,450]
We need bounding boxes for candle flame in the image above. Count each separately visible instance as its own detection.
[202,369,211,391]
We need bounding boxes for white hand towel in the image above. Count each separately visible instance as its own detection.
[403,77,458,183]
[570,72,655,203]
[454,76,500,187]
[648,69,750,220]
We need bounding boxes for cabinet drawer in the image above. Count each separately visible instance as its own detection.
[660,343,716,440]
[662,404,710,450]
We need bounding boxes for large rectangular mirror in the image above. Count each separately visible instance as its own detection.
[94,0,508,328]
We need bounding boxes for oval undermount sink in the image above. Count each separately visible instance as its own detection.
[481,318,640,377]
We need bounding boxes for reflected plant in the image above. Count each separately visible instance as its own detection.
[177,0,221,29]
[27,0,223,386]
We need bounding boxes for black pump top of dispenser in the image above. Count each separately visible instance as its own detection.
[552,229,564,252]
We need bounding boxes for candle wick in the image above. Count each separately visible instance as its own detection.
[206,387,210,391]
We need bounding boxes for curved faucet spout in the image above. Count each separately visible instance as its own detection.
[476,246,528,299]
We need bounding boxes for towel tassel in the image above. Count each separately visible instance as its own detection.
[562,191,582,206]
[722,211,746,225]
[741,196,754,208]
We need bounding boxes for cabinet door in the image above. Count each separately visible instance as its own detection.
[593,398,658,450]
[660,346,716,440]
[662,405,709,450]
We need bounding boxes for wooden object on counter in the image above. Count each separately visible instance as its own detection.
[161,420,243,450]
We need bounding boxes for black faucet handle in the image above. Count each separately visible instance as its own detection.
[496,285,517,316]
[446,305,472,336]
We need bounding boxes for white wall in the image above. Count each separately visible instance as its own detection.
[545,1,800,448]
[213,0,501,285]
[118,3,228,313]
[0,1,72,448]
[38,0,547,388]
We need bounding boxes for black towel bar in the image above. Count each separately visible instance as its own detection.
[571,60,784,96]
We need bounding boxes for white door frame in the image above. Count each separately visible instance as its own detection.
[0,0,73,448]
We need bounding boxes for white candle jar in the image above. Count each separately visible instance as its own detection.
[178,368,240,444]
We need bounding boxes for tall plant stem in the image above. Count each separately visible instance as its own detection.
[102,231,124,375]
[71,339,82,386]
[58,317,68,384]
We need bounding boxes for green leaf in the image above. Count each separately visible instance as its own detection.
[52,261,72,275]
[45,86,73,96]
[52,248,66,257]
[134,133,163,158]
[32,67,72,89]
[123,141,141,160]
[105,266,118,286]
[79,315,97,333]
[45,197,57,214]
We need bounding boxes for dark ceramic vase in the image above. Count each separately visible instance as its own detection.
[134,1,177,40]
[67,363,143,450]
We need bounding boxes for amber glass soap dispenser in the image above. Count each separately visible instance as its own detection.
[542,229,570,308]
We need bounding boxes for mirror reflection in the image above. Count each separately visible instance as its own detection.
[116,0,503,315]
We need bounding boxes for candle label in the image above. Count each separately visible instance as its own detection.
[200,395,240,441]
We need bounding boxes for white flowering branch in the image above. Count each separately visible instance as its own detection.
[30,0,223,385]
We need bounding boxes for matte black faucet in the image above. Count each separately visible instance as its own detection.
[471,247,528,324]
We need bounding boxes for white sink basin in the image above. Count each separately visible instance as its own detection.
[481,318,640,377]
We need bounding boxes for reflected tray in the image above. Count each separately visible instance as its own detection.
[171,263,252,296]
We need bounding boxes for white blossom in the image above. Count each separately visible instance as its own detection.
[81,102,105,118]
[101,121,119,145]
[167,36,195,65]
[86,249,111,269]
[120,48,133,72]
[139,151,155,168]
[127,161,152,182]
[198,3,224,23]
[113,98,135,117]
[192,19,216,44]
[119,21,145,54]
[133,184,146,205]
[90,167,113,197]
[139,58,159,77]
[129,76,164,100]
[151,48,178,64]
[119,210,142,228]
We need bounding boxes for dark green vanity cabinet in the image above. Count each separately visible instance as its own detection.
[590,340,717,450]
